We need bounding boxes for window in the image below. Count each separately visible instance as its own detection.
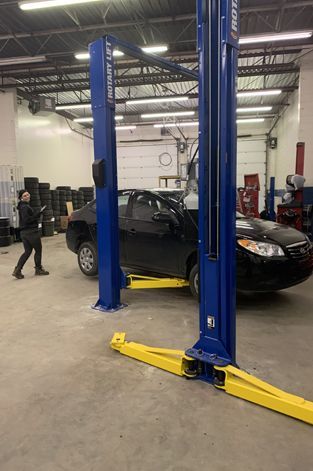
[118,192,130,217]
[132,194,160,221]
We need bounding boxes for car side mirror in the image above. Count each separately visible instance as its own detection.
[152,211,179,226]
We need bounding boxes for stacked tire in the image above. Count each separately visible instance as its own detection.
[0,217,13,247]
[58,190,67,217]
[71,190,78,210]
[51,190,61,232]
[79,187,94,204]
[77,190,85,209]
[39,183,54,237]
[24,177,41,213]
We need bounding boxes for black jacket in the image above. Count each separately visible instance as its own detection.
[18,201,41,232]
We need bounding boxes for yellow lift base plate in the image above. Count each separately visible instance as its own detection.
[110,333,313,426]
[126,274,189,289]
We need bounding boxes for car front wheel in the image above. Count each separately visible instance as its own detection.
[78,241,98,276]
[189,264,199,300]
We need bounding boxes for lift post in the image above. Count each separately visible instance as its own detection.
[90,0,313,425]
[185,0,238,378]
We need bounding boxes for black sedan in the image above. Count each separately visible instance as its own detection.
[66,188,313,297]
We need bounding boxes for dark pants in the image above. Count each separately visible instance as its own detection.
[17,230,42,269]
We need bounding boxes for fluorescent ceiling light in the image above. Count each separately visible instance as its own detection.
[116,125,136,130]
[75,45,167,61]
[154,121,199,128]
[141,45,168,54]
[127,96,188,106]
[237,118,265,124]
[75,50,124,60]
[74,115,123,123]
[19,0,102,10]
[0,55,46,66]
[142,111,195,119]
[237,89,282,97]
[74,117,93,123]
[237,106,272,113]
[239,31,312,45]
[56,103,91,111]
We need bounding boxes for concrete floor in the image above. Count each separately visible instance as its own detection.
[0,234,312,471]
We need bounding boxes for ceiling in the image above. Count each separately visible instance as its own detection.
[1,0,313,128]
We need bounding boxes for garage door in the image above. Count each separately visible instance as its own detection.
[237,137,267,211]
[117,142,178,190]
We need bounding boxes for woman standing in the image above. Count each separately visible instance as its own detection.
[12,189,49,279]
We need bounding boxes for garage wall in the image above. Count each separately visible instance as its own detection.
[0,90,18,166]
[116,126,268,214]
[267,90,300,192]
[299,51,313,186]
[16,103,94,189]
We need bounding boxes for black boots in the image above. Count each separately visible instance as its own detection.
[35,266,49,276]
[12,267,24,279]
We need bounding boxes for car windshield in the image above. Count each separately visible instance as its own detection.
[154,189,184,205]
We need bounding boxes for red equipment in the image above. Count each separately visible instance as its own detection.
[237,173,260,218]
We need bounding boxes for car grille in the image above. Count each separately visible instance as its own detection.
[286,241,312,261]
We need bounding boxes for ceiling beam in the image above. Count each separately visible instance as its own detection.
[0,14,195,41]
[4,63,299,94]
[0,1,312,42]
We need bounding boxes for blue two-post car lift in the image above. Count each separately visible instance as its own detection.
[89,0,313,425]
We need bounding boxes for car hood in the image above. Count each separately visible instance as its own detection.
[236,217,307,246]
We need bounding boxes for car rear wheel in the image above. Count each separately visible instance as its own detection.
[78,241,98,276]
[189,264,199,300]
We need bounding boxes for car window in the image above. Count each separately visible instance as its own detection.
[87,194,130,217]
[132,194,161,221]
[118,192,130,217]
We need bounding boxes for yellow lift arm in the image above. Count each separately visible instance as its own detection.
[111,333,313,426]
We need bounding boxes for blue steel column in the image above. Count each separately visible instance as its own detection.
[89,37,125,311]
[269,176,276,221]
[186,0,239,378]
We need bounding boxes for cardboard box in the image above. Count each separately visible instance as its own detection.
[60,216,69,231]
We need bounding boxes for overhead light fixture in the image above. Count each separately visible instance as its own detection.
[56,103,91,111]
[237,118,265,124]
[74,115,123,123]
[116,125,136,130]
[141,45,168,54]
[237,89,282,98]
[75,45,167,61]
[126,96,188,106]
[74,117,93,123]
[0,55,46,66]
[239,31,312,45]
[154,121,199,128]
[75,50,124,60]
[142,111,195,119]
[237,106,272,113]
[19,0,102,10]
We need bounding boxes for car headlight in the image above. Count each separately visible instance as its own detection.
[238,239,285,257]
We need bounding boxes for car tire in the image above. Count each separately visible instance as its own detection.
[189,264,199,300]
[78,241,98,276]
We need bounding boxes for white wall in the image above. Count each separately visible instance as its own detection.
[0,90,18,166]
[299,51,313,186]
[268,90,300,192]
[16,103,94,189]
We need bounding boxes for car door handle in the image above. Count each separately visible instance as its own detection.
[128,228,137,236]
